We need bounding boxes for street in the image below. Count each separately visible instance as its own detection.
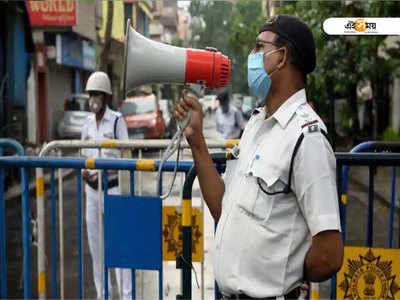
[5,112,400,299]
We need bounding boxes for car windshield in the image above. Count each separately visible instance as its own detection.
[66,96,89,112]
[121,100,156,115]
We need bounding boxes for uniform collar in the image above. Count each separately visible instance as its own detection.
[272,89,307,128]
[102,105,113,121]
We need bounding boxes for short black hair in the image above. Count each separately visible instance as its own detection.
[273,35,306,83]
[217,91,229,102]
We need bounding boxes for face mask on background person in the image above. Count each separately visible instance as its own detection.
[247,48,283,101]
[89,95,103,114]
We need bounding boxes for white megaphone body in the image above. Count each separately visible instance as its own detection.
[123,19,232,200]
[123,19,231,97]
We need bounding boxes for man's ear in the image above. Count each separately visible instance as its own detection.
[277,47,288,70]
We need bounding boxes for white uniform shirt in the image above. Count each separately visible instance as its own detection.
[81,106,129,159]
[214,89,341,298]
[216,105,245,139]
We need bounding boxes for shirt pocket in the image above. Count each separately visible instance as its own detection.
[236,157,281,224]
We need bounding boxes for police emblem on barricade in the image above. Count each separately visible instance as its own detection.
[162,206,203,262]
[337,247,400,299]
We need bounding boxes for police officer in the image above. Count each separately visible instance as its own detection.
[81,71,131,300]
[176,15,343,299]
[216,91,245,139]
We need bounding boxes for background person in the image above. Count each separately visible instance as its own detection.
[81,71,131,300]
[215,91,245,139]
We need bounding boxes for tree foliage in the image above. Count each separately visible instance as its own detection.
[189,0,264,94]
[189,0,400,139]
[276,1,400,138]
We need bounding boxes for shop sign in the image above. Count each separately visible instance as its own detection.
[56,34,96,71]
[27,0,76,26]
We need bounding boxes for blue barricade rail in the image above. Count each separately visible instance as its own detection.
[0,154,193,300]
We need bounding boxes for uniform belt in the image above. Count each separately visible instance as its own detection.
[223,287,301,300]
[86,178,119,191]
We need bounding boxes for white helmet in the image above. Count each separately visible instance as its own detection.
[85,71,112,95]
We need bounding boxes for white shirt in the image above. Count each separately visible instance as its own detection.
[214,89,341,298]
[216,105,245,139]
[81,105,129,159]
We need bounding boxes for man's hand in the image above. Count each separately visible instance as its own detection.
[82,170,90,182]
[175,90,204,149]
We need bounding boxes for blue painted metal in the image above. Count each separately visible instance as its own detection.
[389,167,396,248]
[5,11,30,107]
[0,139,25,299]
[0,157,194,172]
[0,139,25,156]
[130,170,135,197]
[77,170,83,299]
[103,171,109,300]
[130,170,136,298]
[50,169,57,299]
[0,149,6,299]
[341,142,374,241]
[104,194,162,270]
[21,167,31,299]
[157,172,163,300]
[366,167,375,247]
[144,15,149,37]
[74,69,81,94]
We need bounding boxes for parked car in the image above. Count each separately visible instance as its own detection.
[159,99,177,138]
[242,96,257,120]
[58,93,92,139]
[121,94,166,139]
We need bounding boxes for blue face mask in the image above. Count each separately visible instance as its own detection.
[247,49,282,101]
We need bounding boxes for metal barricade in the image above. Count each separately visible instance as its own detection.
[181,143,400,300]
[33,138,238,300]
[334,142,400,300]
[0,139,28,299]
[0,153,200,299]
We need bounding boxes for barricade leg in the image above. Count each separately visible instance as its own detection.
[57,150,65,300]
[367,166,375,247]
[0,163,6,299]
[77,170,83,299]
[21,167,31,299]
[50,169,57,299]
[389,167,396,248]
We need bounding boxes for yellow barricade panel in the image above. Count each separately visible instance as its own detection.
[337,247,400,299]
[162,206,203,262]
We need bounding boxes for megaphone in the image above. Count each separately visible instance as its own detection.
[123,19,231,96]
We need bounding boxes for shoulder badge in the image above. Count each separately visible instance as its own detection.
[301,119,319,133]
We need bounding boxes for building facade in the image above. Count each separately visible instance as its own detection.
[0,2,34,142]
[26,0,99,142]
